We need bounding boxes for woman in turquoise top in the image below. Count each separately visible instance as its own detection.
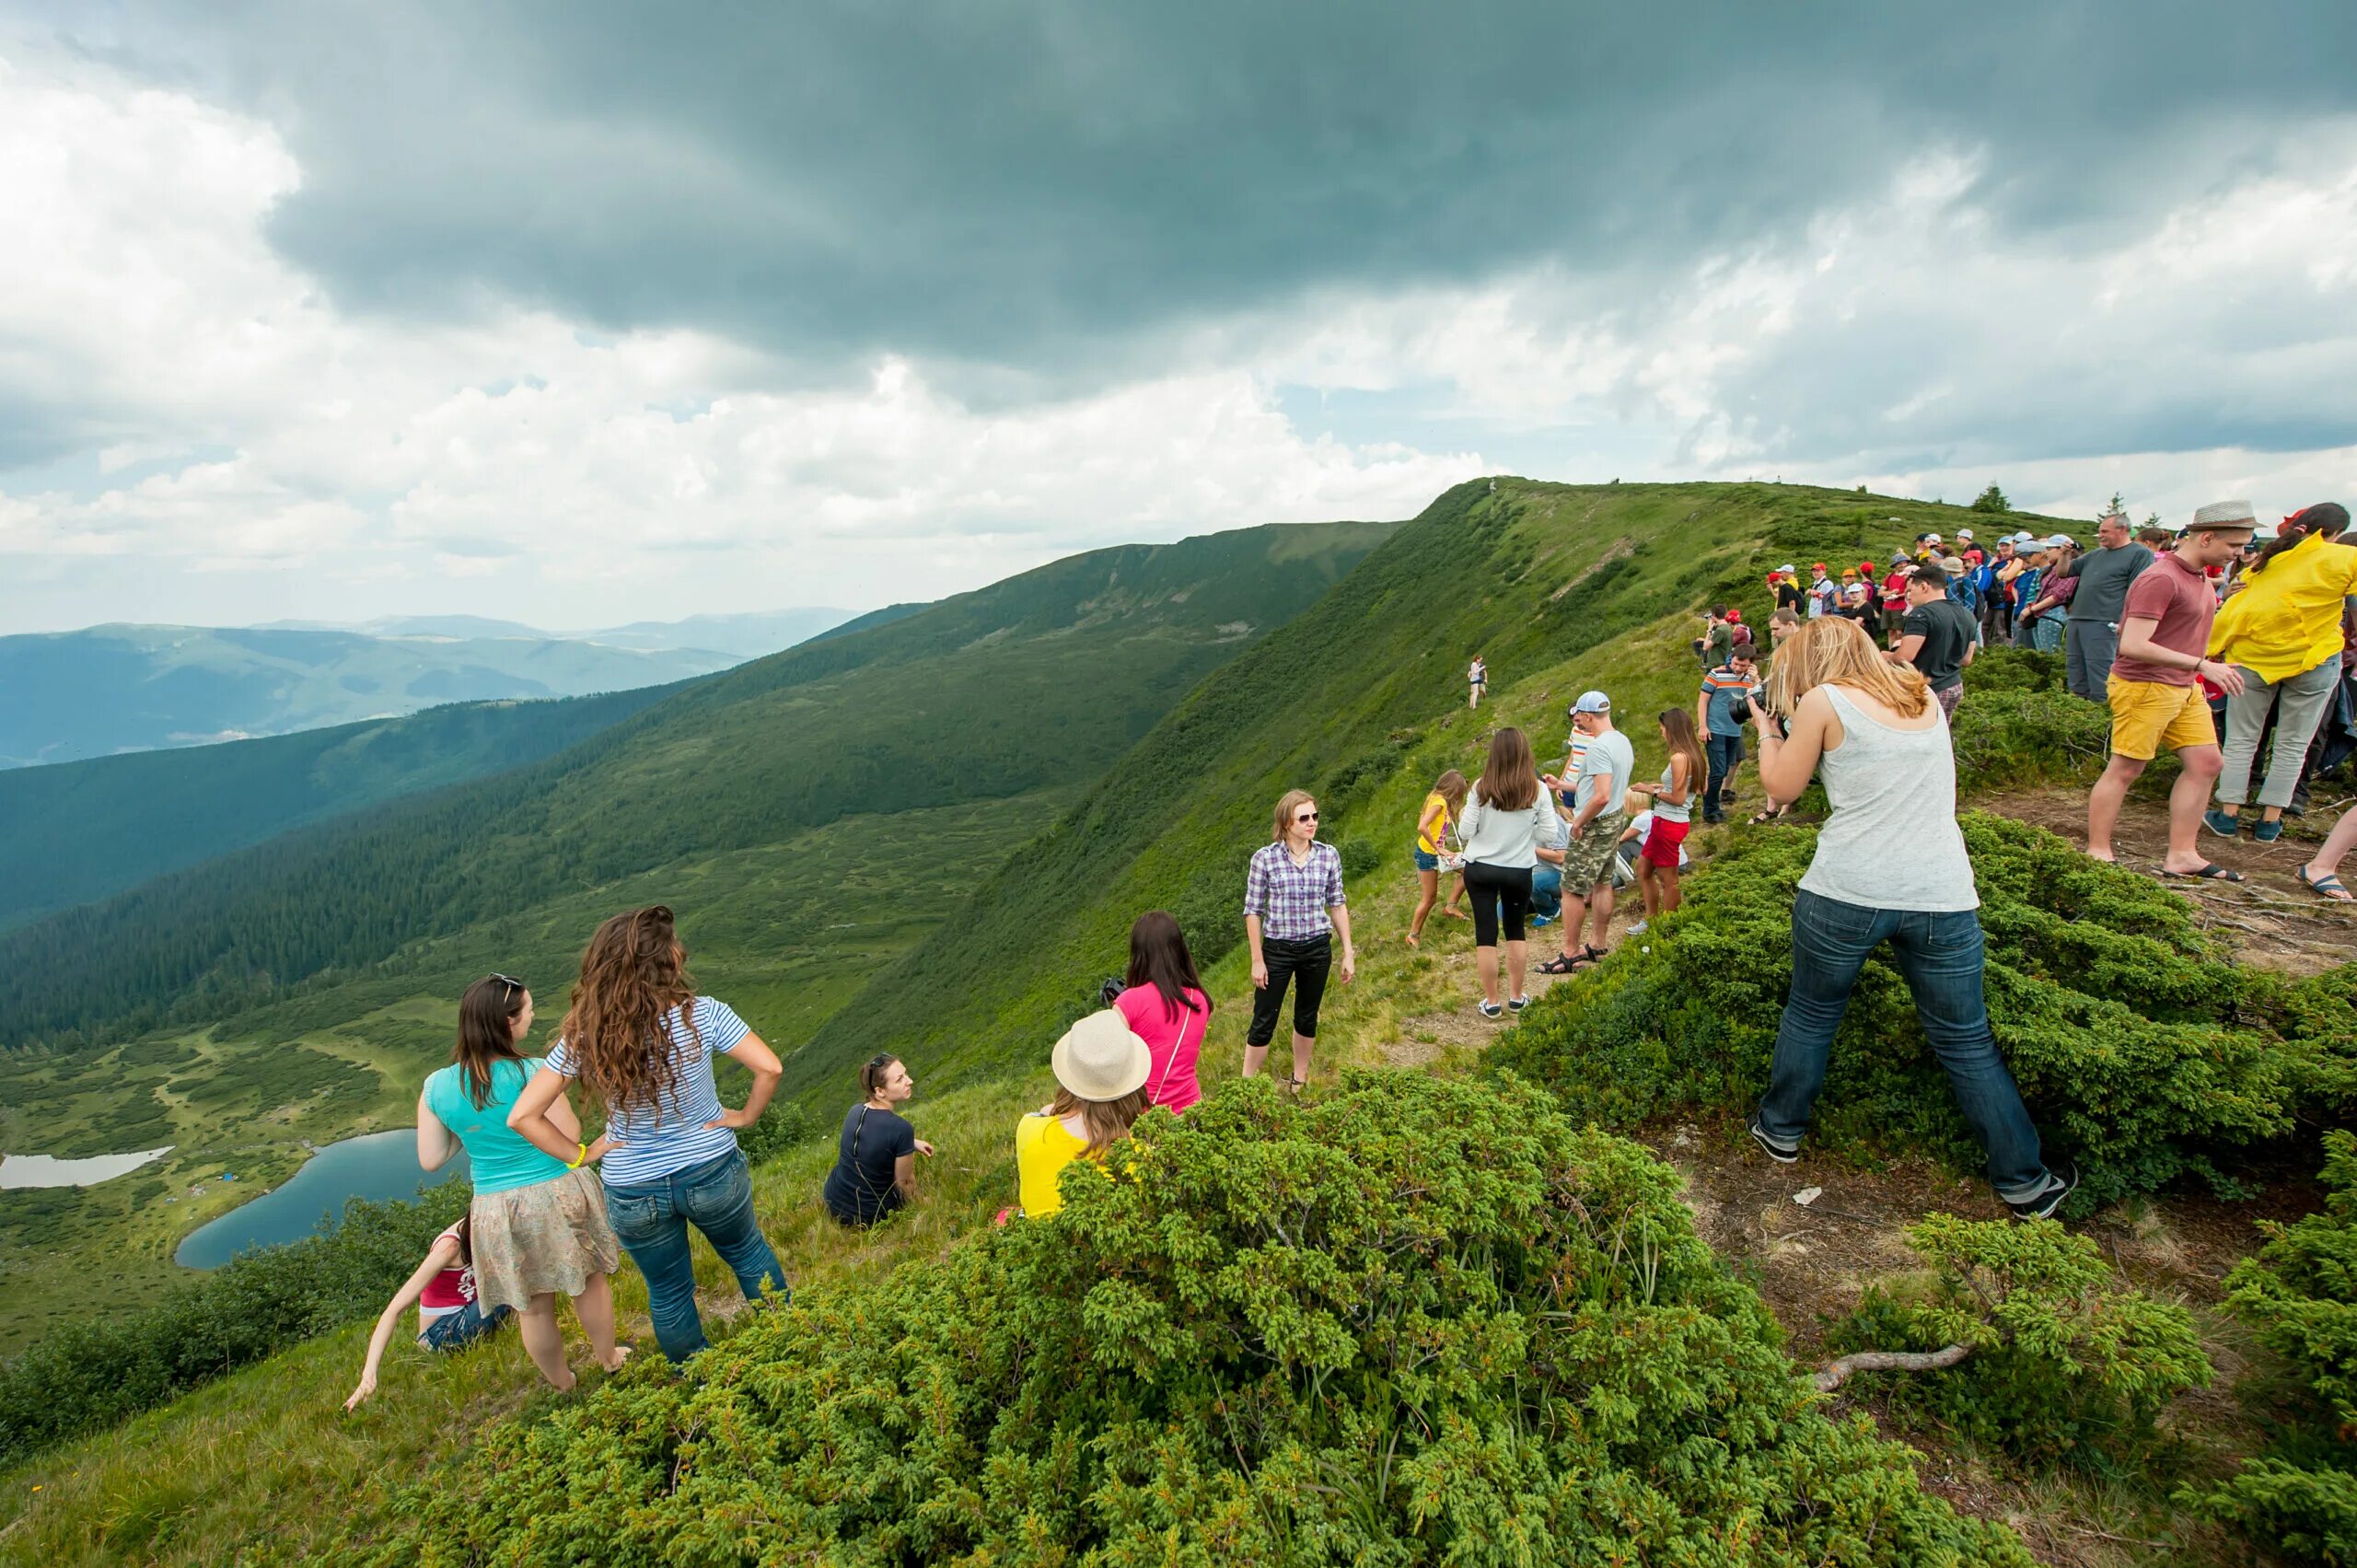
[417,975,630,1391]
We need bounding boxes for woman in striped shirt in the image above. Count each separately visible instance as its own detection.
[509,905,790,1364]
[1241,789,1355,1092]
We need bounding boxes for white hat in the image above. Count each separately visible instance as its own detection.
[1051,1010,1152,1102]
[1924,532,1943,544]
[1777,563,1795,574]
[1956,528,1974,540]
[2010,530,2037,544]
[2188,498,2258,532]
[2045,533,2074,548]
[1572,690,1611,714]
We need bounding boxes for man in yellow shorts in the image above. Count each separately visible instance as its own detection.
[2086,502,2258,877]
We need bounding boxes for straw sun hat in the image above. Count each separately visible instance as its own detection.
[1051,1009,1152,1101]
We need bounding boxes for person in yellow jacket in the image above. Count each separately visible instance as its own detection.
[1013,1009,1151,1219]
[2204,503,2357,842]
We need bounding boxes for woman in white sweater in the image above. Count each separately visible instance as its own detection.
[1456,726,1567,1018]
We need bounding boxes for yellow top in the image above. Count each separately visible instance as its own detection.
[1415,791,1456,854]
[2207,533,2357,683]
[1016,1112,1094,1217]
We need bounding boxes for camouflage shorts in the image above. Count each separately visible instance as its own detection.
[1559,812,1624,890]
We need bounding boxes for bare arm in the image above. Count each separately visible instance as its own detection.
[1246,912,1267,988]
[894,1152,918,1201]
[508,1065,609,1166]
[344,1235,460,1411]
[2117,616,2246,694]
[1416,798,1448,845]
[705,1034,783,1131]
[1887,633,1926,667]
[1754,689,1840,805]
[416,1094,458,1171]
[1330,902,1355,984]
[1660,754,1691,808]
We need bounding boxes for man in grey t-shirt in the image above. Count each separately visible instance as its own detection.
[1539,691,1634,974]
[2064,512,2154,701]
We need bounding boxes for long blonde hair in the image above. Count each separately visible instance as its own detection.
[1764,616,1931,720]
[1050,1085,1145,1156]
[1271,789,1318,842]
[1430,769,1469,818]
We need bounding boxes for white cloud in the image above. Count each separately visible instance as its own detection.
[0,52,1482,630]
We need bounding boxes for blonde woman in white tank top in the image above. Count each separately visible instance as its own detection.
[1746,618,2074,1221]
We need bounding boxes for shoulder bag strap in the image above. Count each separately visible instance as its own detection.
[1148,999,1193,1106]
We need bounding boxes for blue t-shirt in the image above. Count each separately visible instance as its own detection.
[423,1056,569,1195]
[546,996,751,1187]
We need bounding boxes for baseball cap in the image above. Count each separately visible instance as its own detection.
[1570,691,1611,714]
[1812,561,1828,572]
[1924,531,1943,544]
[1840,567,1858,579]
[1941,556,1968,576]
[2045,533,2074,548]
[1777,563,1795,574]
[1956,528,1973,540]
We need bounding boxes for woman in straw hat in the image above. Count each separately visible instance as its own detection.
[1013,1009,1153,1219]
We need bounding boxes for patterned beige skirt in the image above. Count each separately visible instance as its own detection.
[470,1167,621,1314]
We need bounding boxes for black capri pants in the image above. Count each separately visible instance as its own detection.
[1462,861,1533,947]
[1247,934,1332,1046]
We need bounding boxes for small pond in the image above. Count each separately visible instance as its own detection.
[174,1130,470,1269]
[0,1146,174,1189]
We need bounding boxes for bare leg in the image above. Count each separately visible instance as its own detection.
[1442,872,1467,917]
[1475,944,1501,1005]
[572,1273,628,1373]
[2086,755,2148,862]
[1291,1033,1314,1086]
[1505,938,1527,1000]
[1557,892,1588,960]
[2304,807,2357,887]
[1585,879,1616,949]
[1408,868,1439,942]
[2163,747,2225,873]
[1636,860,1660,921]
[1659,863,1683,914]
[517,1294,576,1391]
[1241,1044,1269,1079]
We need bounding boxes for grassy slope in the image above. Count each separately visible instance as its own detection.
[3,482,2188,1564]
[0,519,1394,1050]
[0,683,693,933]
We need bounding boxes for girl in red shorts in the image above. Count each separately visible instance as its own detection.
[1627,710,1705,933]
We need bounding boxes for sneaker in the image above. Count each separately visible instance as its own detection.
[2202,807,2241,839]
[1747,1116,1799,1165]
[1527,912,1554,927]
[1507,995,1528,1014]
[2006,1158,2080,1222]
[1478,1000,1504,1019]
[2253,819,2284,842]
[1625,919,1650,936]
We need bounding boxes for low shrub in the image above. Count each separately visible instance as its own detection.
[1490,813,2353,1211]
[0,1182,470,1467]
[731,1098,809,1167]
[2189,1132,2357,1562]
[1824,1215,2211,1473]
[373,1073,2034,1565]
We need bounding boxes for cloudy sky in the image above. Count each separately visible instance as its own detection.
[4,2,2355,633]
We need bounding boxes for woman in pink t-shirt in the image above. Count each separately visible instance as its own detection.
[1112,912,1213,1113]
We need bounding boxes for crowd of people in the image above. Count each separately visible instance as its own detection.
[348,499,2352,1408]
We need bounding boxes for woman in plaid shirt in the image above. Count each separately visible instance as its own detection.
[1242,789,1356,1092]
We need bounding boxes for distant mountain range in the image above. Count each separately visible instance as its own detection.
[0,607,857,768]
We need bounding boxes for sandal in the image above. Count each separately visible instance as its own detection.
[2161,863,2246,883]
[2298,865,2352,901]
[1403,931,1421,948]
[1440,908,1470,922]
[1569,945,1611,970]
[1748,808,1785,825]
[1534,955,1577,975]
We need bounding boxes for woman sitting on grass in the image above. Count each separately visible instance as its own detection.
[344,1215,507,1409]
[820,1053,934,1228]
[412,973,627,1395]
[1405,769,1469,947]
[1013,1010,1151,1219]
[510,905,790,1364]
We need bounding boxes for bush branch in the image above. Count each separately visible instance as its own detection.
[1811,1342,1974,1392]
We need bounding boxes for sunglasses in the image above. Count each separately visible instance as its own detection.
[487,973,525,996]
[1295,812,1318,822]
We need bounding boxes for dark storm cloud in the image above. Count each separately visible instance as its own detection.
[54,0,2357,389]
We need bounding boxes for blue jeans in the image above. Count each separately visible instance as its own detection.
[603,1148,787,1363]
[1529,865,1563,920]
[1703,733,1743,820]
[1756,889,2050,1202]
[419,1300,510,1352]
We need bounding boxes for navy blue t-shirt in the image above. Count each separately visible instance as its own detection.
[820,1104,915,1225]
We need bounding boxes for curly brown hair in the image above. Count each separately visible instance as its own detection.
[561,906,699,1112]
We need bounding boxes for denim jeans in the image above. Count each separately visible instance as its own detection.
[1756,889,2050,1202]
[1703,733,1743,819]
[603,1147,787,1363]
[418,1300,511,1352]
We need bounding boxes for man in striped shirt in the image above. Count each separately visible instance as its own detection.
[1696,648,1761,824]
